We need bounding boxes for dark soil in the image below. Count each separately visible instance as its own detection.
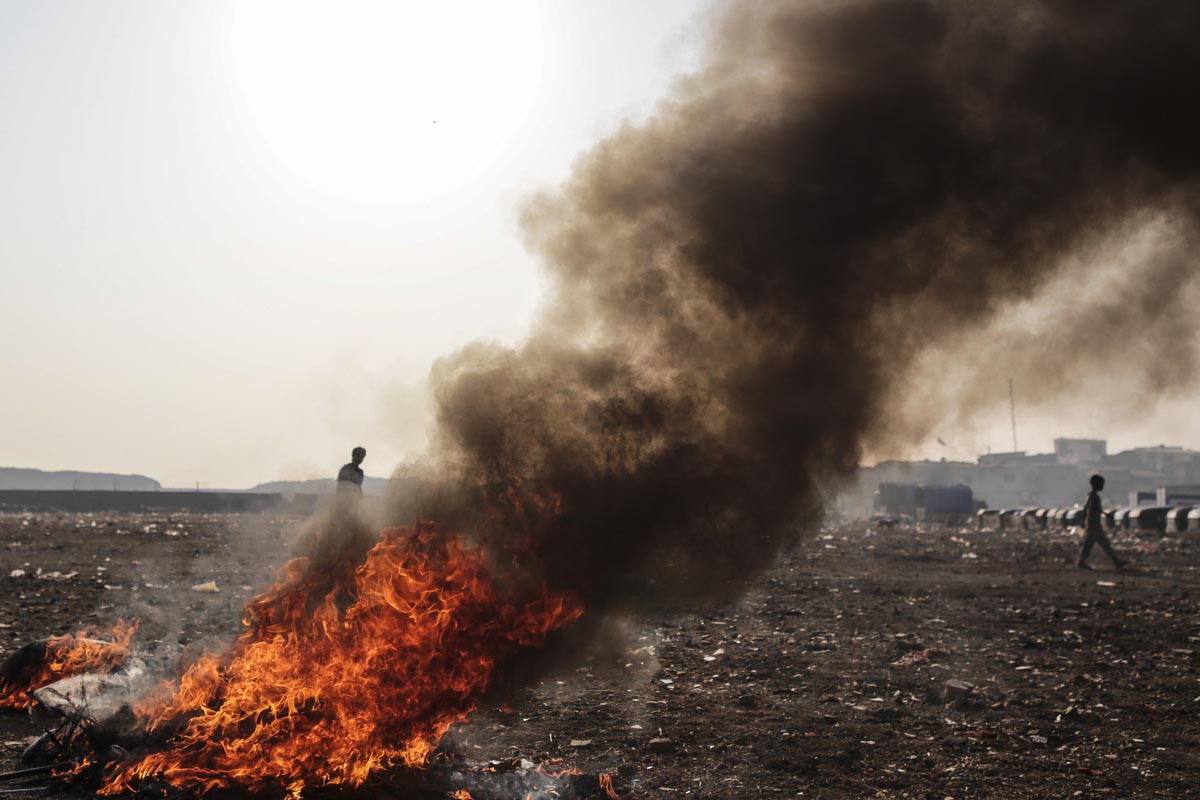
[2,511,1199,798]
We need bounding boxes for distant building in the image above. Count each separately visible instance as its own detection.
[838,437,1200,517]
[1155,485,1200,505]
[1105,446,1200,484]
[1054,438,1107,465]
[977,451,1027,467]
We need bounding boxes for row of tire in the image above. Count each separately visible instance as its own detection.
[976,505,1196,534]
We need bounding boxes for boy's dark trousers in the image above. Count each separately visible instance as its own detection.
[1079,527,1120,565]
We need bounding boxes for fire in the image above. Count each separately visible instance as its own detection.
[0,620,136,710]
[96,522,582,796]
[598,773,623,800]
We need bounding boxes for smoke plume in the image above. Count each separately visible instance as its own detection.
[421,0,1200,608]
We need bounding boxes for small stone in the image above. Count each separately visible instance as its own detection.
[647,737,675,753]
[943,679,975,702]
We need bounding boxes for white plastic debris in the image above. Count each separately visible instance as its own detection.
[34,660,149,723]
[191,580,220,593]
[37,571,78,581]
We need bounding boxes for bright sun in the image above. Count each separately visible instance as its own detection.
[228,1,546,209]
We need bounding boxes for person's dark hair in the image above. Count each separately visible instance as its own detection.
[352,446,366,462]
[1089,474,1105,490]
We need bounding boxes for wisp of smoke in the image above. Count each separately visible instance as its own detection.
[421,0,1200,609]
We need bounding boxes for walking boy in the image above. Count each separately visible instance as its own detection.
[1078,474,1127,570]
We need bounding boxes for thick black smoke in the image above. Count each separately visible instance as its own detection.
[421,0,1200,608]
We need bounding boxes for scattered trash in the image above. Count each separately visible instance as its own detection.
[190,581,219,593]
[36,571,77,582]
[893,647,951,666]
[569,739,592,748]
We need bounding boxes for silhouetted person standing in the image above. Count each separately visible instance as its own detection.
[336,447,366,494]
[1078,473,1126,570]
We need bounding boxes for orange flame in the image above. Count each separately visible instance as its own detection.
[0,621,136,710]
[97,523,582,796]
[598,773,622,800]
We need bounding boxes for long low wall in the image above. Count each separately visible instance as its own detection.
[0,490,319,514]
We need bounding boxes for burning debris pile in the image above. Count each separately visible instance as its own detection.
[0,621,136,712]
[5,0,1200,796]
[97,523,580,796]
[1,518,588,797]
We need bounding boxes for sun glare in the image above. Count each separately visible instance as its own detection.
[228,1,546,210]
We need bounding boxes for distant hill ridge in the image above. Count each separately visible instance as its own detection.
[0,468,394,495]
[0,467,161,492]
[247,477,390,496]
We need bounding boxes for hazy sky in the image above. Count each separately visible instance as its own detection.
[3,1,1197,488]
[0,0,710,487]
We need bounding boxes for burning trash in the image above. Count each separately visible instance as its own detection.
[0,621,137,711]
[0,523,598,798]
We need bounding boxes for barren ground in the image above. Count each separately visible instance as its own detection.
[2,510,1198,799]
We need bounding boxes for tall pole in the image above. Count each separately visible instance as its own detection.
[1008,377,1018,452]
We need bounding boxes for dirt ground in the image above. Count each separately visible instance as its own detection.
[2,510,1199,799]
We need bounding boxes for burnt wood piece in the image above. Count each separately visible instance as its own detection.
[0,767,57,784]
[21,717,90,764]
[0,638,118,708]
[0,788,52,796]
[0,642,54,704]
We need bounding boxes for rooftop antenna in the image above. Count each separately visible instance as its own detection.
[1008,377,1018,452]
